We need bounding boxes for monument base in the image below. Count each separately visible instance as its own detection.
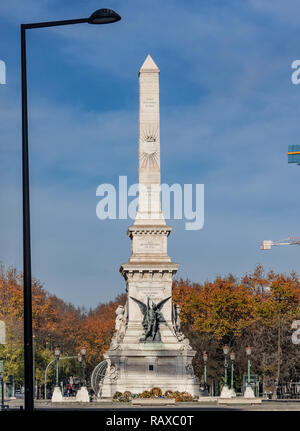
[220,385,233,398]
[76,386,90,402]
[100,348,199,398]
[244,385,255,398]
[229,388,236,397]
[51,386,63,402]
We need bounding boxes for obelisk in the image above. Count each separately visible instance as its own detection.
[135,54,165,225]
[100,55,199,398]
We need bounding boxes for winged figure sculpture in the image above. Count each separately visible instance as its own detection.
[130,296,171,342]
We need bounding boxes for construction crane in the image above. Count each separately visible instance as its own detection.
[288,145,300,165]
[260,237,300,250]
[260,149,300,250]
[261,149,300,250]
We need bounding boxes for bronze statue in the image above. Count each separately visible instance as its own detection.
[130,296,171,342]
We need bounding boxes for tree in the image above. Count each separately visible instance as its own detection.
[1,262,300,396]
[173,266,300,394]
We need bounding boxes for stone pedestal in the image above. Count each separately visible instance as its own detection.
[220,385,233,398]
[100,257,199,398]
[101,348,199,398]
[229,387,236,397]
[244,385,255,398]
[76,386,90,402]
[51,386,63,402]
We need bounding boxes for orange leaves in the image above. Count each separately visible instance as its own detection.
[0,265,126,373]
[2,262,300,387]
[75,299,123,366]
[0,265,23,321]
[254,273,300,326]
[173,266,300,340]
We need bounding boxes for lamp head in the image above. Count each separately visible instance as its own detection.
[203,351,208,362]
[88,8,121,25]
[54,346,60,357]
[223,345,230,355]
[230,352,235,361]
[246,346,252,356]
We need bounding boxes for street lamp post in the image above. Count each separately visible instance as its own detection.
[54,347,60,388]
[230,352,235,390]
[202,351,209,396]
[77,348,87,387]
[81,348,86,386]
[230,352,236,397]
[77,353,82,387]
[246,346,251,386]
[44,355,77,400]
[0,358,5,410]
[21,8,121,412]
[223,345,229,387]
[51,346,63,402]
[244,346,255,398]
[76,348,89,402]
[44,359,55,400]
[220,345,231,398]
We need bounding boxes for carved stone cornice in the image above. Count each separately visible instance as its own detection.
[119,263,179,281]
[127,225,172,239]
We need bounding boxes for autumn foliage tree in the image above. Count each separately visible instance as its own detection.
[76,293,126,374]
[173,265,300,393]
[0,264,121,389]
[1,262,300,396]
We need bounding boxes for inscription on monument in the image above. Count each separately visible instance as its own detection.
[143,96,156,110]
[137,287,164,301]
[138,240,160,251]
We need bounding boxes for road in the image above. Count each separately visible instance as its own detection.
[3,398,300,411]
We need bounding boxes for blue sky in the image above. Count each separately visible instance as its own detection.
[1,0,300,308]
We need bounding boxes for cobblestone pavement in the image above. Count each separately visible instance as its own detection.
[3,399,300,411]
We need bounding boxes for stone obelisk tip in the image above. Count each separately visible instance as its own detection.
[139,54,160,75]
